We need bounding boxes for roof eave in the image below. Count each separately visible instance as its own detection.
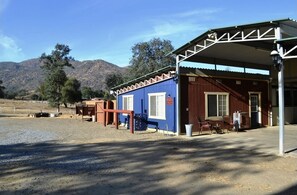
[171,18,294,55]
[111,65,175,90]
[276,36,297,43]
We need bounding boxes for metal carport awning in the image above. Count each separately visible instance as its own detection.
[174,18,297,67]
[172,18,297,156]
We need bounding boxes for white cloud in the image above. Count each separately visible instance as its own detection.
[152,22,206,38]
[175,8,222,18]
[102,7,223,65]
[129,21,207,43]
[0,33,25,62]
[130,8,222,42]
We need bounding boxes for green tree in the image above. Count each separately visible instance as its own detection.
[15,89,28,99]
[62,78,82,106]
[4,91,17,99]
[103,91,115,100]
[37,82,47,101]
[30,94,40,100]
[0,80,5,98]
[128,38,175,80]
[40,44,74,112]
[43,68,68,110]
[81,87,94,99]
[81,87,103,99]
[105,73,124,90]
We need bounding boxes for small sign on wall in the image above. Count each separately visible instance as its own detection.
[167,96,173,105]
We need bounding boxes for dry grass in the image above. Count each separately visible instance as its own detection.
[0,99,76,116]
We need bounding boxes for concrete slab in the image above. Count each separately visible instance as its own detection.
[185,125,297,158]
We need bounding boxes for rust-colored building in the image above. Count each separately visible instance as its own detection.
[179,67,269,134]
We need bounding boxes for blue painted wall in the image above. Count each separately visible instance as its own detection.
[117,78,176,132]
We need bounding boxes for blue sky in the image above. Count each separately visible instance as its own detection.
[0,0,297,66]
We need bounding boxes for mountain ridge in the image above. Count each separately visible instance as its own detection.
[0,58,127,94]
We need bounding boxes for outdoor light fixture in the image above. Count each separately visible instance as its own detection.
[270,49,283,71]
[207,32,217,40]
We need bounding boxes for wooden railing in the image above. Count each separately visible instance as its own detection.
[103,109,134,134]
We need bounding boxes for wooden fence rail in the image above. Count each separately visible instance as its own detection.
[103,109,134,134]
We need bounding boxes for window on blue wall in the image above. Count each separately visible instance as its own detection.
[122,95,133,115]
[148,92,166,120]
[205,92,229,118]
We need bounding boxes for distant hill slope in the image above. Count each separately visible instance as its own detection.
[0,58,126,93]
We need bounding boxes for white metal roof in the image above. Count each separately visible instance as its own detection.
[172,18,297,70]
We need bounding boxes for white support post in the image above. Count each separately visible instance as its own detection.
[276,27,285,156]
[176,55,181,136]
[278,63,285,155]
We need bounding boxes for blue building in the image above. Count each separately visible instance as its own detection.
[113,66,177,133]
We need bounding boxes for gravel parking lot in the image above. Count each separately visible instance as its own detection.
[1,117,297,195]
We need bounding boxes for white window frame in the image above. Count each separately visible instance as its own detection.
[205,92,229,119]
[148,92,166,120]
[122,95,133,116]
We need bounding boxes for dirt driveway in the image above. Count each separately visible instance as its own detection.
[0,117,297,195]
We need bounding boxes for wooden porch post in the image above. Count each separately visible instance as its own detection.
[115,112,119,129]
[130,111,134,134]
[103,110,106,127]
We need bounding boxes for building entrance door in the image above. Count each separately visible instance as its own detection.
[250,93,261,128]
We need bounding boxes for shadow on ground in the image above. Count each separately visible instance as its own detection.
[272,183,297,195]
[0,137,294,194]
